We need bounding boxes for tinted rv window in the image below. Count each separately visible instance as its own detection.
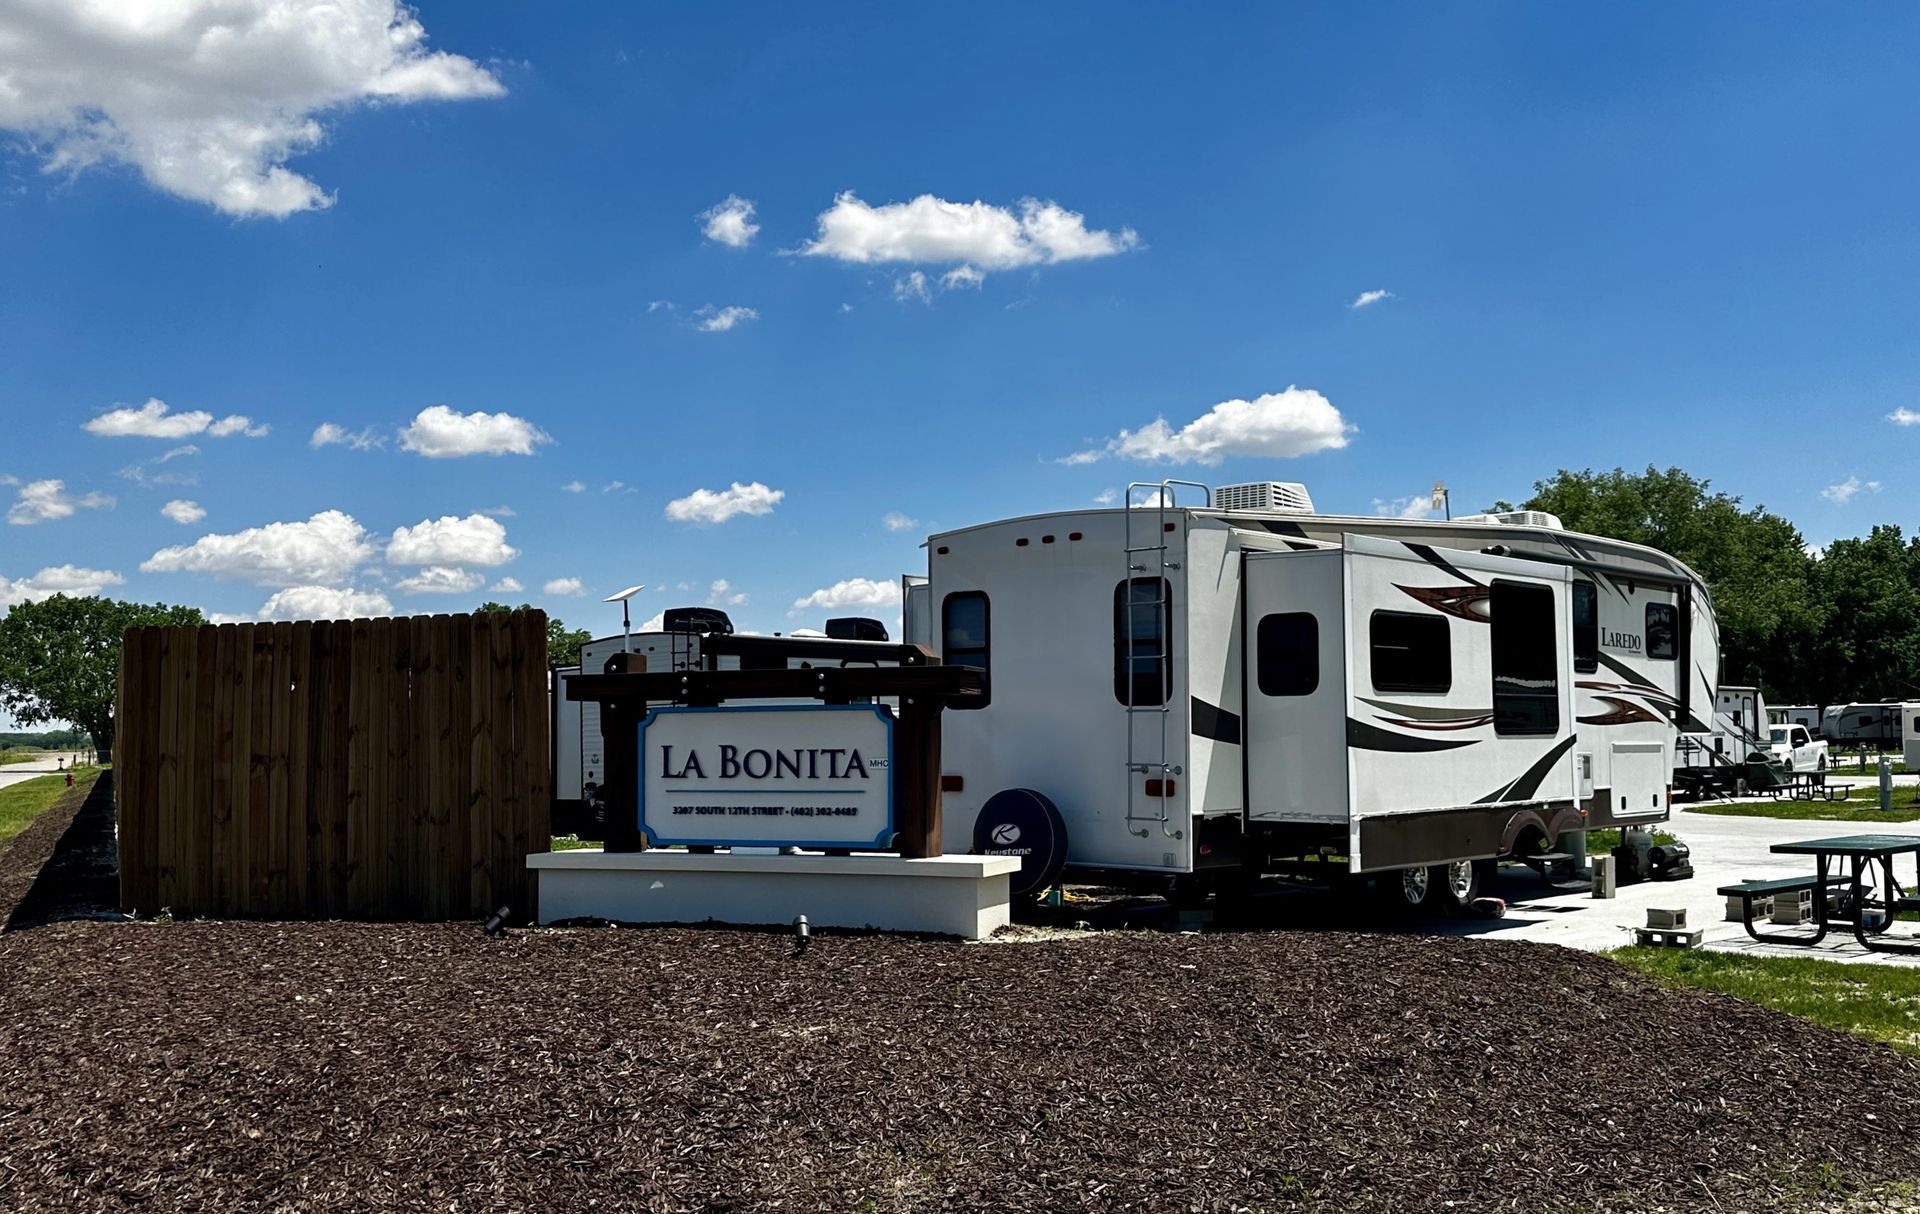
[1571,580,1598,674]
[942,592,990,710]
[1256,613,1319,697]
[1645,602,1678,660]
[1369,611,1450,694]
[1114,578,1173,706]
[1491,580,1559,736]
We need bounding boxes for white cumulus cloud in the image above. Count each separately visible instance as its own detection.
[1350,289,1393,309]
[1821,476,1882,505]
[8,479,114,525]
[699,195,759,247]
[940,264,986,290]
[1062,387,1354,466]
[161,499,207,525]
[882,511,917,532]
[544,577,586,596]
[490,577,523,594]
[140,509,372,584]
[801,193,1140,275]
[1373,493,1435,520]
[385,513,518,567]
[708,579,748,607]
[790,577,903,616]
[1888,408,1920,427]
[0,0,503,218]
[695,305,759,332]
[665,481,784,525]
[258,585,392,621]
[310,422,384,450]
[893,271,931,304]
[84,398,266,439]
[399,405,551,458]
[0,565,125,609]
[561,480,586,493]
[393,565,483,595]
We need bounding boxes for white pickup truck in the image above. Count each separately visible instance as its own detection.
[1767,722,1829,774]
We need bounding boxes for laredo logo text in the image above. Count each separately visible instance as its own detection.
[1601,628,1642,654]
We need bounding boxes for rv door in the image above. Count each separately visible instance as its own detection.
[1241,549,1349,823]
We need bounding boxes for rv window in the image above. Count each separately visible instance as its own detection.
[1646,602,1677,660]
[942,592,990,710]
[1369,611,1450,694]
[1571,580,1598,674]
[1256,613,1319,697]
[1491,580,1560,736]
[1114,578,1173,706]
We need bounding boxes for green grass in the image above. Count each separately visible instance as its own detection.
[549,835,602,851]
[1687,796,1920,823]
[0,765,99,847]
[1582,827,1680,851]
[1609,946,1920,1056]
[0,750,46,767]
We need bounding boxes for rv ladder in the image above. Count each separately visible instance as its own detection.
[1121,480,1208,839]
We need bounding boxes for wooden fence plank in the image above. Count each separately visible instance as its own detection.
[187,625,216,916]
[488,612,516,914]
[368,617,395,918]
[438,614,467,919]
[323,620,354,917]
[266,621,294,915]
[344,617,373,917]
[247,622,274,910]
[466,613,494,918]
[518,611,550,900]
[286,621,312,915]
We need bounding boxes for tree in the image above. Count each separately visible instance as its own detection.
[1512,467,1820,699]
[0,595,205,760]
[477,601,588,666]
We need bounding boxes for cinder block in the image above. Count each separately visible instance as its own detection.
[1591,854,1617,899]
[1772,892,1816,925]
[1647,907,1687,930]
[1726,894,1773,922]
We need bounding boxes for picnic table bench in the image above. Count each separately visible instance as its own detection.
[1717,876,1827,944]
[1722,835,1920,954]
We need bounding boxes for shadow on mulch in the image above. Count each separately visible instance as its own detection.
[0,769,119,932]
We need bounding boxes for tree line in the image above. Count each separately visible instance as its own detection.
[1512,466,1903,709]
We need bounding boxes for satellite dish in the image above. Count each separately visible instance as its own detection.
[605,584,646,602]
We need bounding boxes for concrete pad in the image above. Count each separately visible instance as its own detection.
[528,849,1022,940]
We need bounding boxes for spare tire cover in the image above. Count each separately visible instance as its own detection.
[972,788,1068,899]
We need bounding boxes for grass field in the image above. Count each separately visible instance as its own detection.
[1688,796,1920,823]
[1610,946,1920,1056]
[0,750,45,767]
[0,766,99,848]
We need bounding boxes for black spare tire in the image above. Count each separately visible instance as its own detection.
[972,788,1069,900]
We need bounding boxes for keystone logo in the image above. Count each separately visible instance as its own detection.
[991,823,1022,846]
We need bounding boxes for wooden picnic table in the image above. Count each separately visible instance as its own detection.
[1767,834,1920,953]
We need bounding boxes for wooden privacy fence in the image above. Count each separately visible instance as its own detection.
[116,611,550,920]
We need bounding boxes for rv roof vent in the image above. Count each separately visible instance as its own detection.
[1215,481,1315,514]
[661,606,734,635]
[1453,513,1503,525]
[1491,510,1565,530]
[825,617,889,642]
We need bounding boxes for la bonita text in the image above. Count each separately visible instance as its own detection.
[657,745,882,782]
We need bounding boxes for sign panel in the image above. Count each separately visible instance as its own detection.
[638,705,895,849]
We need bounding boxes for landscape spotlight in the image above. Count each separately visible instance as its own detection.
[793,914,811,957]
[483,906,512,936]
[605,584,647,653]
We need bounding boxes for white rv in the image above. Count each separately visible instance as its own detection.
[905,481,1718,911]
[1821,702,1902,747]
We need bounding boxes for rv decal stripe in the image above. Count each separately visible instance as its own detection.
[1191,696,1242,745]
[1595,651,1660,691]
[1474,735,1577,804]
[1405,542,1486,588]
[1347,718,1478,753]
[1577,696,1663,727]
[1357,696,1494,722]
[1394,583,1492,622]
[1253,519,1311,538]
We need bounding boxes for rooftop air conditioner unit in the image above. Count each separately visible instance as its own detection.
[1491,510,1565,530]
[1215,481,1315,514]
[1453,513,1503,525]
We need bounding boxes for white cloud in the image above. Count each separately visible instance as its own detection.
[258,585,392,621]
[480,505,515,518]
[118,445,201,487]
[647,300,674,314]
[637,610,666,632]
[1888,408,1920,427]
[8,479,114,525]
[893,271,931,304]
[544,577,586,596]
[699,195,760,247]
[393,565,483,595]
[0,0,503,218]
[561,480,586,493]
[665,481,784,525]
[1093,488,1119,505]
[1129,487,1172,508]
[310,422,384,450]
[1350,289,1393,309]
[83,398,265,439]
[1821,476,1882,505]
[791,577,903,616]
[490,576,523,594]
[385,513,518,566]
[1063,387,1353,466]
[940,265,986,291]
[1373,493,1435,520]
[161,499,207,525]
[882,511,917,532]
[399,405,551,458]
[695,305,759,332]
[800,193,1140,275]
[0,565,125,609]
[140,509,372,584]
[707,579,748,607]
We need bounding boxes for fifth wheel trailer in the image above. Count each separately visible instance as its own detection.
[905,481,1717,910]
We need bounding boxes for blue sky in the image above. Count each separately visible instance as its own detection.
[3,2,1919,691]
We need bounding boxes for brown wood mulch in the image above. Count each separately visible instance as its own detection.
[0,769,114,931]
[1,915,1918,1213]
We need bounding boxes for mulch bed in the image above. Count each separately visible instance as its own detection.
[2,917,1919,1213]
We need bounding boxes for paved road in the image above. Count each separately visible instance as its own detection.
[1431,801,1920,965]
[0,753,89,793]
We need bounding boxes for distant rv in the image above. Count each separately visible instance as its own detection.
[902,480,1717,912]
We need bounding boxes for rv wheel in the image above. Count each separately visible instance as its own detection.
[1394,865,1441,912]
[1436,859,1495,911]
